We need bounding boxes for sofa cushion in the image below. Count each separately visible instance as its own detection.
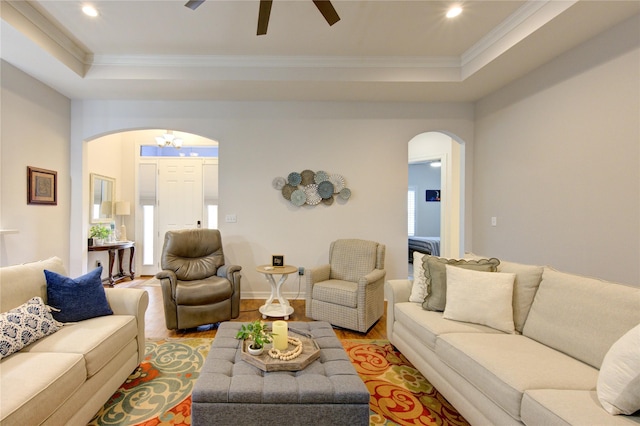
[443,265,516,334]
[422,256,500,312]
[522,390,640,426]
[523,267,640,369]
[45,267,113,322]
[0,257,66,313]
[394,302,502,350]
[436,333,598,421]
[597,323,640,415]
[22,314,137,377]
[496,260,544,333]
[0,297,62,359]
[409,251,428,302]
[0,352,85,425]
[175,277,233,305]
[312,279,358,308]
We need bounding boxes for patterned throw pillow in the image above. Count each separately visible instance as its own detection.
[0,297,62,359]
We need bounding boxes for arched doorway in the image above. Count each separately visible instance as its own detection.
[85,129,219,277]
[408,132,464,260]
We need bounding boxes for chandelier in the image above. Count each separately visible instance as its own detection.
[155,130,183,148]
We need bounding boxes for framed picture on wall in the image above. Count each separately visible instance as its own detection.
[27,166,57,205]
[425,190,440,202]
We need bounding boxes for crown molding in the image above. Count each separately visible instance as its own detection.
[90,54,461,69]
[2,0,578,85]
[4,1,89,66]
[460,0,577,78]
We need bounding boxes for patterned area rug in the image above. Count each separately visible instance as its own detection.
[90,338,468,425]
[88,338,212,426]
[342,340,469,426]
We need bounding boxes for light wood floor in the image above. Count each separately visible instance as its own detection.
[117,277,388,340]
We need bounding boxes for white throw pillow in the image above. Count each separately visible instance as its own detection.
[409,251,428,303]
[443,265,516,334]
[597,323,640,415]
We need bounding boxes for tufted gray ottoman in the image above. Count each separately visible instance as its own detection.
[192,321,369,426]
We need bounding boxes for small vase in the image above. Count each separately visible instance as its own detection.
[247,345,264,356]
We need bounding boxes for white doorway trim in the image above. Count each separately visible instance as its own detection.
[408,132,464,258]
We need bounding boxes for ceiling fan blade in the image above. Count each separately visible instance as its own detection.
[312,0,340,26]
[257,0,273,35]
[184,0,205,10]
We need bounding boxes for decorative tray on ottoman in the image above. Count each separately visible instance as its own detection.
[241,328,320,372]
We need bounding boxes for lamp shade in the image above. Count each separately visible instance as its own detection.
[100,201,112,215]
[115,201,131,216]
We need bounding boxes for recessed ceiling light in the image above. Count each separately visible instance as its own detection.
[82,5,99,17]
[446,6,463,19]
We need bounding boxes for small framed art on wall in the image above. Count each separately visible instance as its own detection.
[27,166,57,205]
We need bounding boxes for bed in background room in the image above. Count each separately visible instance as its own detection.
[408,236,440,261]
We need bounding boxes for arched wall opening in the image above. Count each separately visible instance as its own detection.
[79,128,219,277]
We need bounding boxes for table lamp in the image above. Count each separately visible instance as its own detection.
[115,201,131,241]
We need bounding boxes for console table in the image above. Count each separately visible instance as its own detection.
[88,241,135,286]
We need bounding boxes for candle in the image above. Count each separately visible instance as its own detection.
[272,320,288,351]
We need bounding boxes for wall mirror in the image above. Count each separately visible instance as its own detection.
[90,173,115,223]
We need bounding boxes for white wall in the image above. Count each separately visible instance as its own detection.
[473,15,640,285]
[0,60,71,268]
[69,101,475,296]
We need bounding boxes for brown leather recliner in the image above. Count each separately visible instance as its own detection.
[155,229,241,330]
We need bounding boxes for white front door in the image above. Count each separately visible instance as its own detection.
[156,158,204,268]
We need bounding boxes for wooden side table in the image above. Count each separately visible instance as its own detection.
[88,241,135,286]
[256,264,297,320]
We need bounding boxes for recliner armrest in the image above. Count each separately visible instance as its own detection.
[307,264,331,284]
[217,264,242,281]
[155,269,178,296]
[360,268,386,286]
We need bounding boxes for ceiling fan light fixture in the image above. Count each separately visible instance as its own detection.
[82,5,99,17]
[446,6,463,18]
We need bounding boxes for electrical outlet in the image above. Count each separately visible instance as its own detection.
[96,260,102,267]
[298,267,304,275]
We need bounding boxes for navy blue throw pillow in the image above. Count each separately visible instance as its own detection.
[44,267,113,322]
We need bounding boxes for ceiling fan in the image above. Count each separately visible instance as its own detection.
[184,0,340,35]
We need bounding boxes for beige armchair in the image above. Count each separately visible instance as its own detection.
[156,229,241,330]
[305,239,386,333]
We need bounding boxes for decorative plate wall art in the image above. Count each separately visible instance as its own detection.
[274,169,351,207]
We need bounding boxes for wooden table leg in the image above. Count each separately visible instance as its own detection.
[107,248,116,287]
[117,248,125,277]
[128,245,135,280]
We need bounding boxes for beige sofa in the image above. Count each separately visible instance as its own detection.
[0,257,149,425]
[385,255,640,425]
